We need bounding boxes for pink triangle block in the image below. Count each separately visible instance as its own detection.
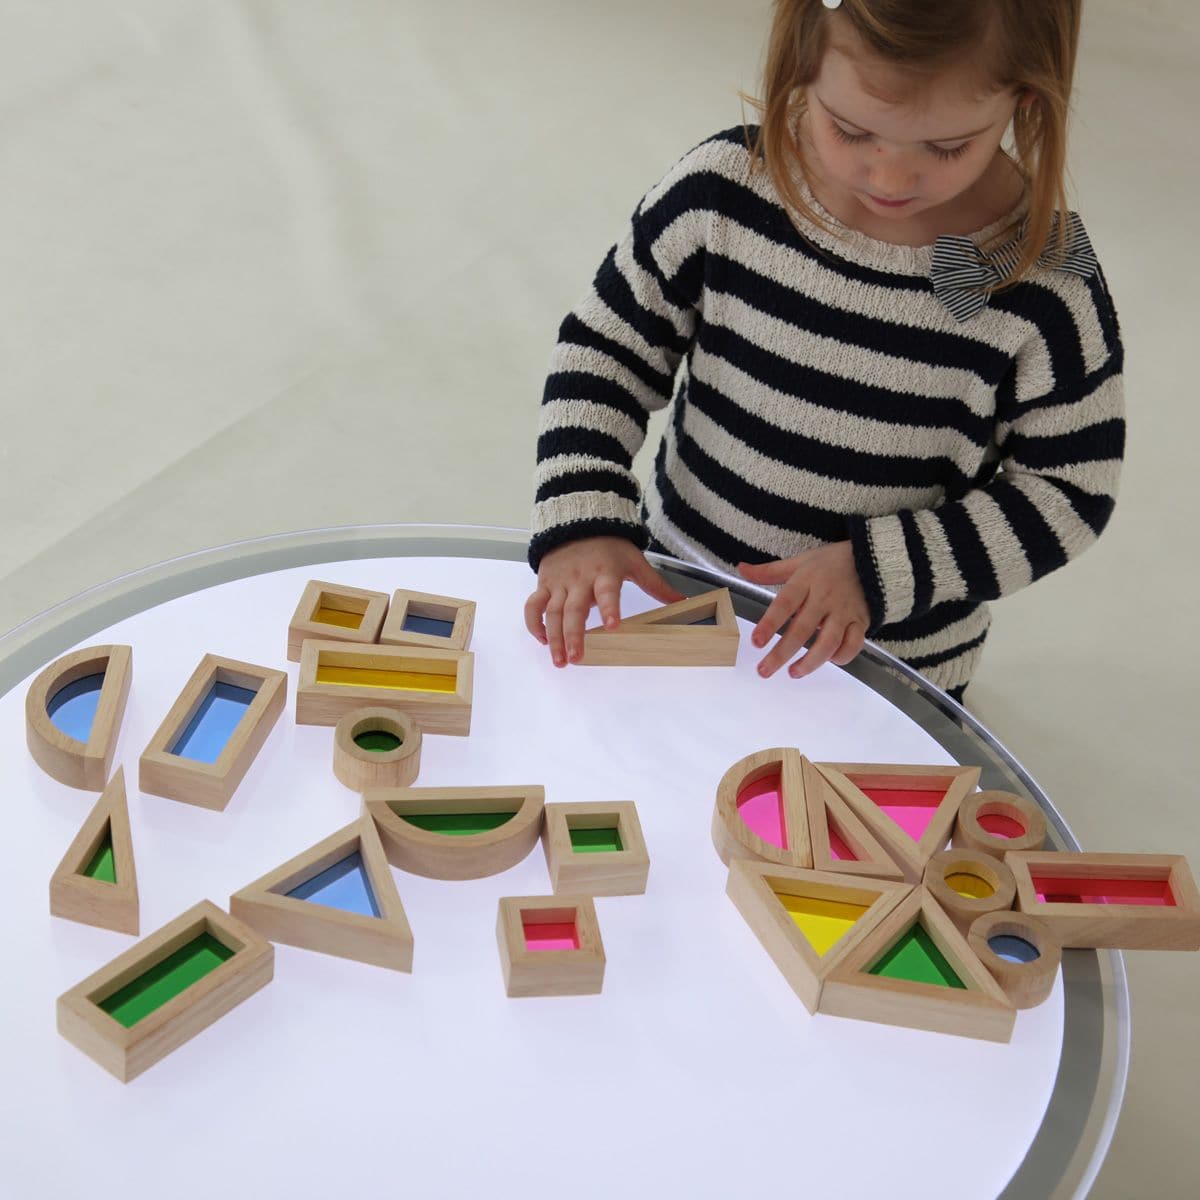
[860,787,945,843]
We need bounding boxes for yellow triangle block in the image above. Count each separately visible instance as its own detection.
[725,861,911,1012]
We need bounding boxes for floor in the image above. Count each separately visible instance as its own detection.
[4,2,1197,1193]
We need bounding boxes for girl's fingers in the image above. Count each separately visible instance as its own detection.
[831,622,866,666]
[562,588,595,664]
[594,574,623,630]
[752,587,807,650]
[524,587,550,643]
[758,602,820,677]
[632,559,686,606]
[737,559,797,586]
[789,620,846,680]
[544,589,568,667]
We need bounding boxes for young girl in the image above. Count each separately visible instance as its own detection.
[524,0,1124,701]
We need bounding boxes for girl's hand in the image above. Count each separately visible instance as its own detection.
[525,537,686,667]
[737,542,870,680]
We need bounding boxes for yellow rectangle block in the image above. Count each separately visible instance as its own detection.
[315,665,457,694]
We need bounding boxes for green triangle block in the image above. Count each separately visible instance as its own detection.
[869,922,965,988]
[82,825,117,884]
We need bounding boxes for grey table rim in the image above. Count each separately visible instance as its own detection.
[0,522,1128,1200]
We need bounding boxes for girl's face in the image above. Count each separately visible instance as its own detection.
[803,40,1022,229]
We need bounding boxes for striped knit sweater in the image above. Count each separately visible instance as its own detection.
[530,127,1125,691]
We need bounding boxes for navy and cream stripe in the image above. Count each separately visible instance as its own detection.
[530,127,1125,691]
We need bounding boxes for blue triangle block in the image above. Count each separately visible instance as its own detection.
[285,852,380,918]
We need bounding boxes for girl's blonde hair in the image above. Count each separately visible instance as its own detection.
[746,0,1082,285]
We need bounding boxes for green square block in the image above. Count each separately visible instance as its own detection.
[569,826,623,854]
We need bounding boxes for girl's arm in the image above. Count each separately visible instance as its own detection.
[847,271,1126,635]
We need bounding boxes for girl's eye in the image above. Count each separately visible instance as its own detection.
[930,141,972,161]
[830,122,870,146]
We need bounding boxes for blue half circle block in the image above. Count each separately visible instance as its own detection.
[47,673,106,742]
[286,852,380,918]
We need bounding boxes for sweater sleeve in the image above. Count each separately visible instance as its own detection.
[528,145,713,571]
[848,268,1126,630]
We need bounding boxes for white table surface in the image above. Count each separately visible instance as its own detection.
[0,555,1064,1200]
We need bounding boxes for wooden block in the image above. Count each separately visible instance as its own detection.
[379,588,476,652]
[333,706,422,791]
[802,756,904,880]
[541,801,649,895]
[1007,851,1200,950]
[952,790,1047,859]
[57,900,273,1082]
[819,889,1016,1042]
[712,747,812,869]
[968,912,1061,1010]
[230,816,413,972]
[923,848,1017,936]
[579,588,739,666]
[287,579,389,662]
[364,785,544,880]
[50,767,139,936]
[139,654,287,811]
[496,895,605,997]
[815,761,981,883]
[295,639,473,736]
[26,645,132,790]
[725,860,912,1013]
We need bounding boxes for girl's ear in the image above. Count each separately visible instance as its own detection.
[1015,89,1037,109]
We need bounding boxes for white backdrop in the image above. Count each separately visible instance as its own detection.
[0,556,1063,1199]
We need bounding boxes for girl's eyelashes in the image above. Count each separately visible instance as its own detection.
[828,119,973,161]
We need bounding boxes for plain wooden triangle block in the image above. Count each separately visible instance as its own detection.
[815,761,980,883]
[580,588,739,666]
[27,645,133,790]
[712,748,811,869]
[726,860,912,1013]
[230,816,413,971]
[363,784,545,879]
[50,767,139,935]
[801,757,904,881]
[818,890,1015,1042]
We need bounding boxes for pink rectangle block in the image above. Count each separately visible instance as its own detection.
[523,920,580,951]
[1032,876,1176,907]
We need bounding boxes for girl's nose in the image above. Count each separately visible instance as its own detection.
[868,153,918,199]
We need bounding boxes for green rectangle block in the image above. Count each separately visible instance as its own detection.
[99,933,235,1028]
[569,826,623,854]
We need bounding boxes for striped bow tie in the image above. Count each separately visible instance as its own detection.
[930,212,1099,322]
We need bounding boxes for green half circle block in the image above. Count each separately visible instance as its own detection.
[396,810,517,836]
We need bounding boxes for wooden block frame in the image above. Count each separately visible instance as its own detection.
[296,640,474,736]
[287,579,389,662]
[816,761,981,883]
[819,890,1016,1043]
[1007,851,1200,950]
[230,816,413,972]
[953,790,1048,859]
[802,757,904,881]
[364,785,545,879]
[26,644,132,790]
[496,895,606,997]
[922,848,1017,935]
[333,706,422,792]
[541,801,650,895]
[712,748,812,869]
[379,588,476,652]
[967,911,1061,1010]
[139,654,287,811]
[580,588,739,667]
[56,900,273,1082]
[725,860,912,1013]
[50,768,139,935]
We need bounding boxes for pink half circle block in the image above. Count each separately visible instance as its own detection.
[736,774,787,849]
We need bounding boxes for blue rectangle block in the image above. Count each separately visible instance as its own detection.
[402,614,455,638]
[170,682,258,764]
[285,852,380,917]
